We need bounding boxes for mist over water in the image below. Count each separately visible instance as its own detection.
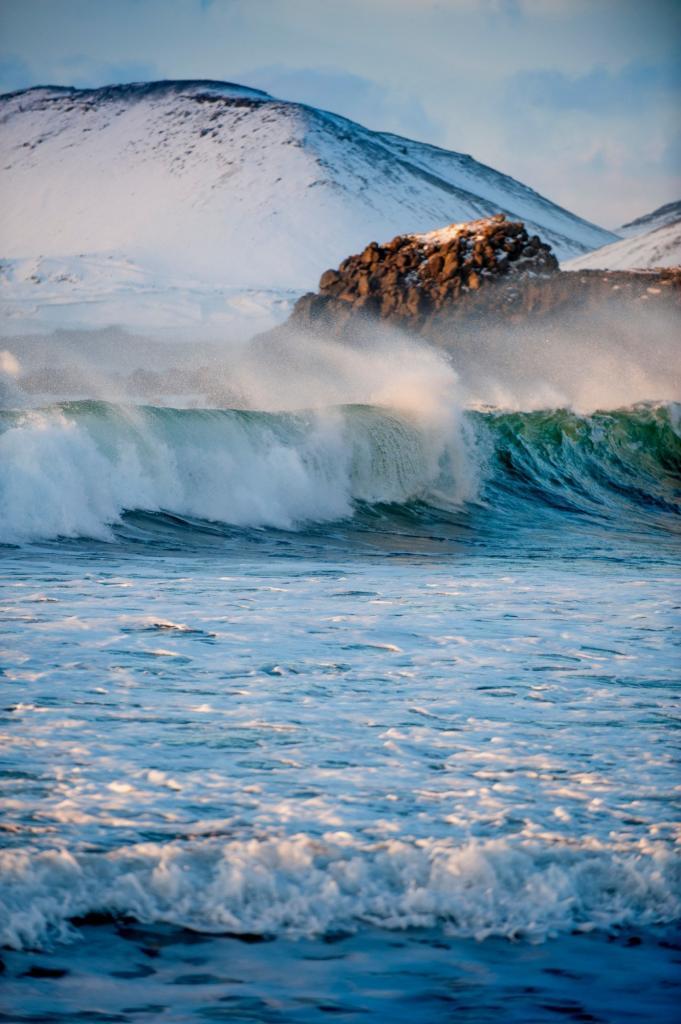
[2,298,680,413]
[1,311,680,1022]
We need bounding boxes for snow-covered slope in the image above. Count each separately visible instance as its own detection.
[618,200,681,239]
[0,80,617,337]
[0,253,297,337]
[563,218,681,271]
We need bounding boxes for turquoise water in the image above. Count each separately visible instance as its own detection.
[1,400,680,1021]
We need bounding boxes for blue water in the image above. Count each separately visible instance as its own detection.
[1,400,680,1022]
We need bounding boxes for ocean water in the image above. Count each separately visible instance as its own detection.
[1,393,680,1022]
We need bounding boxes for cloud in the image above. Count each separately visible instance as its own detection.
[240,65,443,143]
[493,58,680,226]
[506,58,681,115]
[660,132,681,174]
[56,56,159,88]
[0,54,32,93]
[0,53,158,94]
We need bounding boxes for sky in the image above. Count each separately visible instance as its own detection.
[0,0,679,228]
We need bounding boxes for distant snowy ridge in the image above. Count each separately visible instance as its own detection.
[0,80,617,337]
[562,199,681,271]
[618,199,681,238]
[563,216,681,272]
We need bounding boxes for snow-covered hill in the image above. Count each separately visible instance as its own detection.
[563,209,681,271]
[618,200,681,238]
[0,80,617,337]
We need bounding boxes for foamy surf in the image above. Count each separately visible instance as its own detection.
[2,834,678,952]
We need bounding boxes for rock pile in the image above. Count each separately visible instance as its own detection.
[292,214,558,332]
[262,214,681,353]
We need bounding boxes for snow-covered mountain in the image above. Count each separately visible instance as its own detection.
[0,80,617,337]
[563,201,681,271]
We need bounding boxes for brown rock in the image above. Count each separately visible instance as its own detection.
[357,273,371,297]
[427,253,444,276]
[361,243,380,265]
[381,292,397,316]
[319,269,340,291]
[442,252,459,278]
[406,287,423,315]
[354,294,381,314]
[284,214,566,338]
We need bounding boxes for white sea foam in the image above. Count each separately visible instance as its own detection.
[1,834,678,951]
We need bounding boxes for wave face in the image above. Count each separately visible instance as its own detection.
[476,402,681,526]
[0,400,679,544]
[0,400,472,543]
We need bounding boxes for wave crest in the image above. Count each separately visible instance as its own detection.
[2,834,678,951]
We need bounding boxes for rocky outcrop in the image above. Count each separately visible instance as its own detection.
[292,215,558,334]
[285,214,681,344]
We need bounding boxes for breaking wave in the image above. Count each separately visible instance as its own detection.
[0,400,679,544]
[1,834,678,951]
